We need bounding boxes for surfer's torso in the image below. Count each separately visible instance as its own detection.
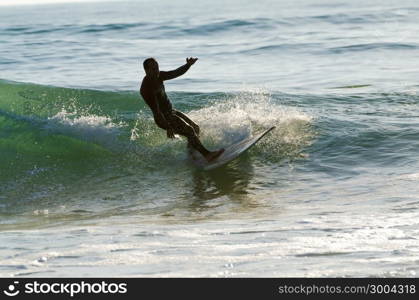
[140,64,190,126]
[140,76,172,117]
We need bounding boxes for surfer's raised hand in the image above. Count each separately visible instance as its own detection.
[186,57,198,66]
[167,127,175,139]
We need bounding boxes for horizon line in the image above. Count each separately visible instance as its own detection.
[0,0,121,7]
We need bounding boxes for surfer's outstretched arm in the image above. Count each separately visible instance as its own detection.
[160,57,198,81]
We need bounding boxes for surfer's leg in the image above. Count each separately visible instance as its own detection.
[173,110,200,136]
[154,115,168,130]
[170,114,209,156]
[185,129,224,162]
[169,114,224,162]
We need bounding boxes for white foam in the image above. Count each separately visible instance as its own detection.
[399,173,419,181]
[44,109,124,149]
[189,89,314,157]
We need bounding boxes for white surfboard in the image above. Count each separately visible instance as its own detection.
[190,126,275,170]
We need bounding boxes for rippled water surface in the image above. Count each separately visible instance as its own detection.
[0,0,418,277]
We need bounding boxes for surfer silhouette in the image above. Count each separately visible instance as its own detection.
[140,57,224,162]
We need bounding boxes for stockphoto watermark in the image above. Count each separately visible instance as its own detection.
[2,280,128,297]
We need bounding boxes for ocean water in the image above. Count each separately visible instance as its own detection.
[1,0,419,277]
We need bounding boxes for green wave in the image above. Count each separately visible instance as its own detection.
[0,79,314,214]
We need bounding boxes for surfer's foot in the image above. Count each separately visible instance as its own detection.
[205,148,225,162]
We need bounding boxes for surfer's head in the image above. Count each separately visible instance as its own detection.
[143,58,159,77]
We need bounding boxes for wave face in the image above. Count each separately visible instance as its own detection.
[0,80,313,223]
[2,79,419,224]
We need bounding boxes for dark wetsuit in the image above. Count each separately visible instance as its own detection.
[140,64,209,155]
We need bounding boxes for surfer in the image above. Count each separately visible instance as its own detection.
[140,57,224,162]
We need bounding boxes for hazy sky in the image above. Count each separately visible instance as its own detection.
[0,0,108,6]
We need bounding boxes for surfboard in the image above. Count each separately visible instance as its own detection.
[190,126,275,170]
